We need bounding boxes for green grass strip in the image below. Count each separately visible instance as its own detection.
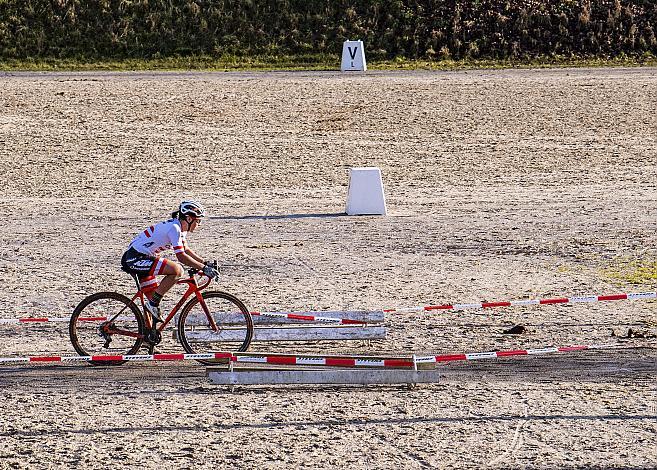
[1,54,656,72]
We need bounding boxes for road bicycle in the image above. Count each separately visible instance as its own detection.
[69,264,254,366]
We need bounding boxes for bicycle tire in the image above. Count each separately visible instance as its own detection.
[69,291,145,366]
[177,290,253,365]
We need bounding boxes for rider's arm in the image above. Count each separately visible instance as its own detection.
[183,248,205,265]
[175,251,204,270]
[170,224,205,270]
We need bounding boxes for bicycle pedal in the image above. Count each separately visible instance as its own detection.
[145,344,163,355]
[144,329,162,346]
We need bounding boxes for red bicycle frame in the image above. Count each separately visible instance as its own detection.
[106,271,218,340]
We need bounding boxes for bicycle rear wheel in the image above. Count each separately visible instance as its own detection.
[69,292,145,366]
[177,291,253,365]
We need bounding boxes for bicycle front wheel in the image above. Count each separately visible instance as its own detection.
[177,291,253,364]
[69,292,145,366]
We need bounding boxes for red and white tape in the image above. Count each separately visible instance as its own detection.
[383,291,657,313]
[0,316,131,325]
[230,343,631,367]
[0,311,366,325]
[4,290,656,326]
[230,354,414,368]
[0,343,637,367]
[0,352,232,364]
[427,344,623,363]
[250,311,365,325]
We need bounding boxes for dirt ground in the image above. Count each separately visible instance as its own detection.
[0,68,656,469]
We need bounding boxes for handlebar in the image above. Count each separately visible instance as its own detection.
[187,260,219,280]
[188,267,200,276]
[187,268,212,290]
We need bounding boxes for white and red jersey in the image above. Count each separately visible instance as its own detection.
[129,219,189,257]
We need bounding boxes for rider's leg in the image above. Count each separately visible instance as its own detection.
[152,261,184,299]
[145,261,183,323]
[155,264,184,296]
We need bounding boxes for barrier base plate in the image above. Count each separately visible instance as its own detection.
[207,367,441,385]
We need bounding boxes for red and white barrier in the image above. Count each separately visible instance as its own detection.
[0,342,638,366]
[231,343,629,367]
[0,352,233,364]
[250,311,365,325]
[428,344,618,364]
[230,354,413,368]
[0,316,131,325]
[0,311,367,325]
[3,290,656,326]
[383,291,657,313]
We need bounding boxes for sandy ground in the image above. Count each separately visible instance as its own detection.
[0,68,656,468]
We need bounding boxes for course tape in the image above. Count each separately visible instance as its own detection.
[4,290,656,326]
[250,311,365,325]
[383,291,657,313]
[0,343,637,367]
[0,352,233,364]
[0,311,367,325]
[0,316,131,325]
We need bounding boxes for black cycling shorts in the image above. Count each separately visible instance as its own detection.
[121,247,165,278]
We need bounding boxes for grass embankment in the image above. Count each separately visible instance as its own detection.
[2,54,656,72]
[3,1,656,71]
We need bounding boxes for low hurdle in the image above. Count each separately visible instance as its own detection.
[0,310,372,325]
[174,310,386,343]
[2,310,386,342]
[0,342,646,386]
[206,343,633,386]
[207,351,437,385]
[0,342,635,366]
[208,368,442,385]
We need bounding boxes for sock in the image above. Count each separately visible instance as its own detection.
[151,292,163,306]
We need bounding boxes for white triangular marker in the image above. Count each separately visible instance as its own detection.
[346,167,387,215]
[341,40,367,72]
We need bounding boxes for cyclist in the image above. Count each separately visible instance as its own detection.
[121,200,219,323]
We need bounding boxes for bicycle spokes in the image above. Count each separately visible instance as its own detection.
[178,291,253,356]
[70,292,144,360]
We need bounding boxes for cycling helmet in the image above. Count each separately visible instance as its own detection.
[179,200,206,218]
